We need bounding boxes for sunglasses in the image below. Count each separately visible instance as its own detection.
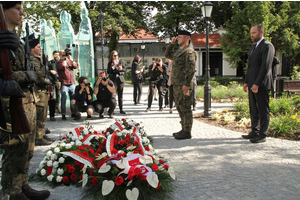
[99,72,105,75]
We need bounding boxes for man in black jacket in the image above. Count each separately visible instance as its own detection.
[242,24,275,143]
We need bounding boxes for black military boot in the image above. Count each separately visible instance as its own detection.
[172,130,183,137]
[174,131,192,140]
[22,184,50,200]
[43,135,56,142]
[9,192,29,200]
[35,137,53,146]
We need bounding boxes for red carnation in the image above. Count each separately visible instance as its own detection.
[126,144,132,147]
[91,176,98,185]
[70,173,77,181]
[133,141,139,146]
[133,150,139,154]
[78,146,84,151]
[88,148,95,154]
[125,135,130,139]
[159,159,165,165]
[163,165,169,170]
[94,130,97,134]
[114,176,124,186]
[124,138,130,143]
[151,164,159,171]
[144,146,150,151]
[118,140,125,146]
[111,148,118,155]
[66,165,75,173]
[74,160,81,166]
[89,170,94,176]
[62,176,69,183]
[122,118,126,121]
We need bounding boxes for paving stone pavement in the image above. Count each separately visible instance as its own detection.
[2,84,300,200]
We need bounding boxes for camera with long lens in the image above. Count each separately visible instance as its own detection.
[64,44,76,56]
[84,82,90,86]
[101,77,107,81]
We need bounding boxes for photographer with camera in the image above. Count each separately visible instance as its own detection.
[71,76,94,120]
[93,71,116,118]
[145,57,167,112]
[56,48,78,120]
[107,50,126,114]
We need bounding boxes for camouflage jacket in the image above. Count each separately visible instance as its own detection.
[165,44,196,88]
[30,53,48,92]
[2,42,38,104]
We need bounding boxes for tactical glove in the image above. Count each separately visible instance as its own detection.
[24,71,38,83]
[0,30,19,51]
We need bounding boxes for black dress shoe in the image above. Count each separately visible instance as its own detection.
[242,132,259,139]
[62,115,67,120]
[174,131,192,140]
[250,136,266,143]
[120,110,126,114]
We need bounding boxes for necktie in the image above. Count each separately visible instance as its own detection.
[250,44,256,56]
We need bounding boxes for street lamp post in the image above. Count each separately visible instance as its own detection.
[141,41,145,66]
[201,1,213,118]
[98,11,105,70]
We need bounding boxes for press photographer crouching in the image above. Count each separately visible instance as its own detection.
[71,76,94,120]
[93,71,116,118]
[145,57,167,112]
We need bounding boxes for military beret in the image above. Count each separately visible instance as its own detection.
[0,1,22,9]
[29,39,39,49]
[178,30,191,36]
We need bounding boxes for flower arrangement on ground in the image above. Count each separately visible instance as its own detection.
[32,119,175,200]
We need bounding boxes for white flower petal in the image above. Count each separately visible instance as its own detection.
[126,188,139,200]
[102,180,114,196]
[146,173,159,188]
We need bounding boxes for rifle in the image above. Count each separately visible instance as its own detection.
[0,4,31,134]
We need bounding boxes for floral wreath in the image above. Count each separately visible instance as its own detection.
[32,119,176,200]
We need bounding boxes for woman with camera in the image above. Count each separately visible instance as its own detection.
[71,76,94,120]
[107,50,126,114]
[131,55,144,105]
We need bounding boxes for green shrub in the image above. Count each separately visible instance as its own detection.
[269,114,300,137]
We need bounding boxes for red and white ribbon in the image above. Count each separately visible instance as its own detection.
[60,151,95,168]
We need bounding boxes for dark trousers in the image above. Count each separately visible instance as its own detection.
[148,80,165,109]
[94,99,116,115]
[113,78,124,111]
[72,102,94,117]
[133,80,143,104]
[248,89,270,137]
[169,85,174,109]
[164,84,169,106]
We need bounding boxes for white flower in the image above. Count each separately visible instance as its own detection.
[94,136,99,140]
[46,151,53,157]
[70,142,75,145]
[127,151,133,156]
[51,154,57,160]
[40,169,46,176]
[65,143,72,149]
[56,176,63,182]
[47,161,53,167]
[54,147,60,153]
[57,168,64,175]
[58,157,65,163]
[78,135,83,140]
[53,161,59,168]
[47,175,54,182]
[75,140,82,146]
[142,137,148,143]
[71,136,76,141]
[83,128,89,135]
[118,150,124,154]
[59,142,66,147]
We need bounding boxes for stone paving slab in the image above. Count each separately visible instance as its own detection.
[3,84,300,199]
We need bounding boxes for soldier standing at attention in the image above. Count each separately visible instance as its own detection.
[29,37,55,146]
[165,30,196,140]
[0,1,50,199]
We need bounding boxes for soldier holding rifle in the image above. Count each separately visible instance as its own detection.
[0,2,50,200]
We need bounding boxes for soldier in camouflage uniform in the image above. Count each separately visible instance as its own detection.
[29,38,55,146]
[165,30,196,140]
[0,2,50,199]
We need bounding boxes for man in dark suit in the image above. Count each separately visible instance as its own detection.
[242,24,275,143]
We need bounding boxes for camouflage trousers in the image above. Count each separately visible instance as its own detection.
[36,90,48,140]
[0,102,36,196]
[173,85,193,132]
